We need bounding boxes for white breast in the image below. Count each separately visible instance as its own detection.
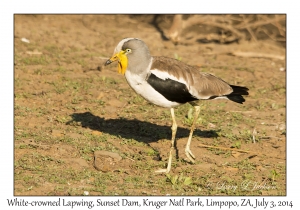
[124,71,181,108]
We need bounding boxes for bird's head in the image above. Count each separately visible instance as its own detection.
[105,38,151,75]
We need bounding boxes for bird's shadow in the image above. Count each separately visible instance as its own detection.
[67,112,219,145]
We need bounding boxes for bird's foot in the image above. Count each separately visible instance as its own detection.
[155,168,170,173]
[155,162,172,173]
[185,148,195,163]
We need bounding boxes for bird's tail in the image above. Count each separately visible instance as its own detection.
[226,85,249,104]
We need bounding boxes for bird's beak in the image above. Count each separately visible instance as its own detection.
[105,50,128,75]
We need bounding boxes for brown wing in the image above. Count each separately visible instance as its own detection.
[151,56,234,99]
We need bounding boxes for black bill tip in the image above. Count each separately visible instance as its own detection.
[105,59,112,66]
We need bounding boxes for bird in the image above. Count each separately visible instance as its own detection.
[105,38,249,173]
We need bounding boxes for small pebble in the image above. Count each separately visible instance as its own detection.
[21,37,30,43]
[279,67,285,72]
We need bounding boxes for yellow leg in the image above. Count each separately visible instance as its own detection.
[185,105,200,163]
[155,108,177,173]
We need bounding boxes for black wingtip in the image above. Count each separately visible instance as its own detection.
[227,95,246,104]
[227,85,249,104]
[230,85,249,95]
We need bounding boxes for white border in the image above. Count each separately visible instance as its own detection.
[1,0,297,209]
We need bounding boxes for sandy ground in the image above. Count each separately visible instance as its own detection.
[14,15,286,195]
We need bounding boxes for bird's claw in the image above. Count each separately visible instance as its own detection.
[185,148,195,163]
[155,163,172,173]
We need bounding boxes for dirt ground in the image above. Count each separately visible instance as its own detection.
[14,15,286,196]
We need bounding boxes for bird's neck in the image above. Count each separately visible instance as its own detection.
[127,57,153,79]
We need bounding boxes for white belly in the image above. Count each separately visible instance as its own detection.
[125,71,181,108]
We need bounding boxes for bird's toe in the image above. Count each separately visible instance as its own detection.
[185,148,195,163]
[155,168,170,173]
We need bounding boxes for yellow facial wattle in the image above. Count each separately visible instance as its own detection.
[117,51,128,75]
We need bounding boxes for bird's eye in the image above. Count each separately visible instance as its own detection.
[126,49,132,53]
